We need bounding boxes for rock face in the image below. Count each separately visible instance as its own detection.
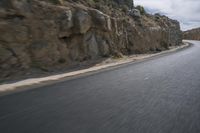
[0,0,182,79]
[183,28,200,40]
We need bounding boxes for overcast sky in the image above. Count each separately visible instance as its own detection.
[134,0,200,31]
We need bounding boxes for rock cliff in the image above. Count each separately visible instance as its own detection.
[183,28,200,40]
[0,0,182,79]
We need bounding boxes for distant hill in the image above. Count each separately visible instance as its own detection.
[183,28,200,40]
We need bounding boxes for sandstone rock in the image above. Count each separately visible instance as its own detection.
[129,9,141,18]
[96,35,110,57]
[67,35,86,61]
[87,34,99,58]
[99,40,110,57]
[90,9,112,31]
[83,32,99,58]
[0,0,182,79]
[58,10,74,38]
[74,9,92,34]
[29,40,60,67]
[0,45,13,63]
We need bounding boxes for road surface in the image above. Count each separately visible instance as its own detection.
[0,41,200,133]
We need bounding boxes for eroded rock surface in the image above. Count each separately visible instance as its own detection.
[0,0,182,80]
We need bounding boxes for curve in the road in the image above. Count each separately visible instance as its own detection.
[0,40,200,133]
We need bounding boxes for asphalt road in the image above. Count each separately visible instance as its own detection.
[0,40,200,133]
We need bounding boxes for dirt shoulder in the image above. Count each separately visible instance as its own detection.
[0,42,190,96]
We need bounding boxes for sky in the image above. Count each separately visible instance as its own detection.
[134,0,200,31]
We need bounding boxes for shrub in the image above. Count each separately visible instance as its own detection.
[135,5,146,15]
[121,5,129,13]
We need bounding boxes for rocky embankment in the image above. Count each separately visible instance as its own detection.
[0,0,182,80]
[183,28,200,40]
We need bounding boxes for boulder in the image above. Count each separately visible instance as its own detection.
[90,9,112,31]
[84,32,99,58]
[74,10,92,34]
[129,9,141,17]
[58,10,74,38]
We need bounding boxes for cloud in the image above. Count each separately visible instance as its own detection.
[134,0,200,31]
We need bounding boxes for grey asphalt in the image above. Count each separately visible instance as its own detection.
[0,40,200,133]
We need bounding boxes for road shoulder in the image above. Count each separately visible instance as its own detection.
[0,42,190,96]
